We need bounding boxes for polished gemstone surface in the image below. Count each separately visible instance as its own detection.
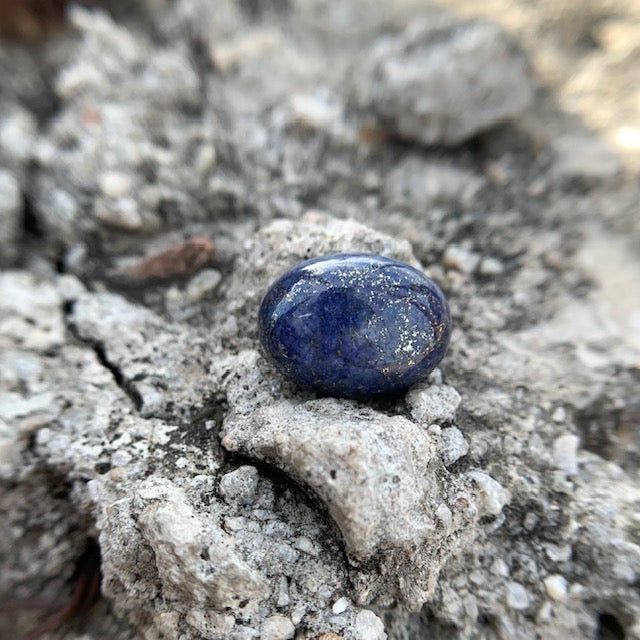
[258,254,451,397]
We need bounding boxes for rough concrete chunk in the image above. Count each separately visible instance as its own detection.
[222,398,438,561]
[439,427,470,467]
[353,16,534,145]
[138,479,270,609]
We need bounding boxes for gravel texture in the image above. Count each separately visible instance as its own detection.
[1,1,639,639]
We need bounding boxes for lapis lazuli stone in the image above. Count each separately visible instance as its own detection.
[258,253,451,397]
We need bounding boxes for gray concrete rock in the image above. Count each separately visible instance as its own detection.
[352,16,534,145]
[384,158,485,208]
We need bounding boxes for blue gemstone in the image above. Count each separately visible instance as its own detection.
[258,253,451,397]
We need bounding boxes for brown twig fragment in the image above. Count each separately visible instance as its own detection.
[123,236,216,281]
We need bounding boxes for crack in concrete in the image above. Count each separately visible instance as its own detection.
[62,299,143,412]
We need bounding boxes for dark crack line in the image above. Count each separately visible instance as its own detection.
[92,343,143,411]
[63,301,143,412]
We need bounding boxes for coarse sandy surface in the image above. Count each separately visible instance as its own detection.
[0,1,638,639]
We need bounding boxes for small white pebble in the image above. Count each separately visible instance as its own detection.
[544,574,568,601]
[290,91,343,131]
[569,583,586,599]
[294,536,317,556]
[195,143,216,175]
[406,383,461,424]
[260,614,295,640]
[553,434,579,476]
[468,570,485,586]
[185,268,222,303]
[95,196,143,230]
[523,512,539,531]
[544,543,572,563]
[354,609,386,640]
[219,466,259,504]
[0,108,36,160]
[466,471,510,516]
[479,256,504,276]
[443,245,481,274]
[551,406,566,423]
[332,597,350,614]
[291,606,306,625]
[491,558,509,577]
[537,601,553,623]
[506,581,530,610]
[224,516,247,532]
[99,171,134,198]
[277,576,290,608]
[435,504,453,529]
[439,427,469,466]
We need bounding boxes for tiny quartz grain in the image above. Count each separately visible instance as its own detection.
[258,253,451,397]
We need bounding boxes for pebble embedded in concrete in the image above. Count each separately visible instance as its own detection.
[294,536,318,556]
[506,581,531,610]
[333,597,350,614]
[479,256,505,276]
[219,465,259,504]
[443,245,481,274]
[544,574,568,601]
[99,170,134,198]
[436,504,453,529]
[354,610,387,640]
[439,427,469,466]
[185,268,222,303]
[466,471,510,516]
[406,383,462,425]
[261,614,296,640]
[553,434,580,476]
